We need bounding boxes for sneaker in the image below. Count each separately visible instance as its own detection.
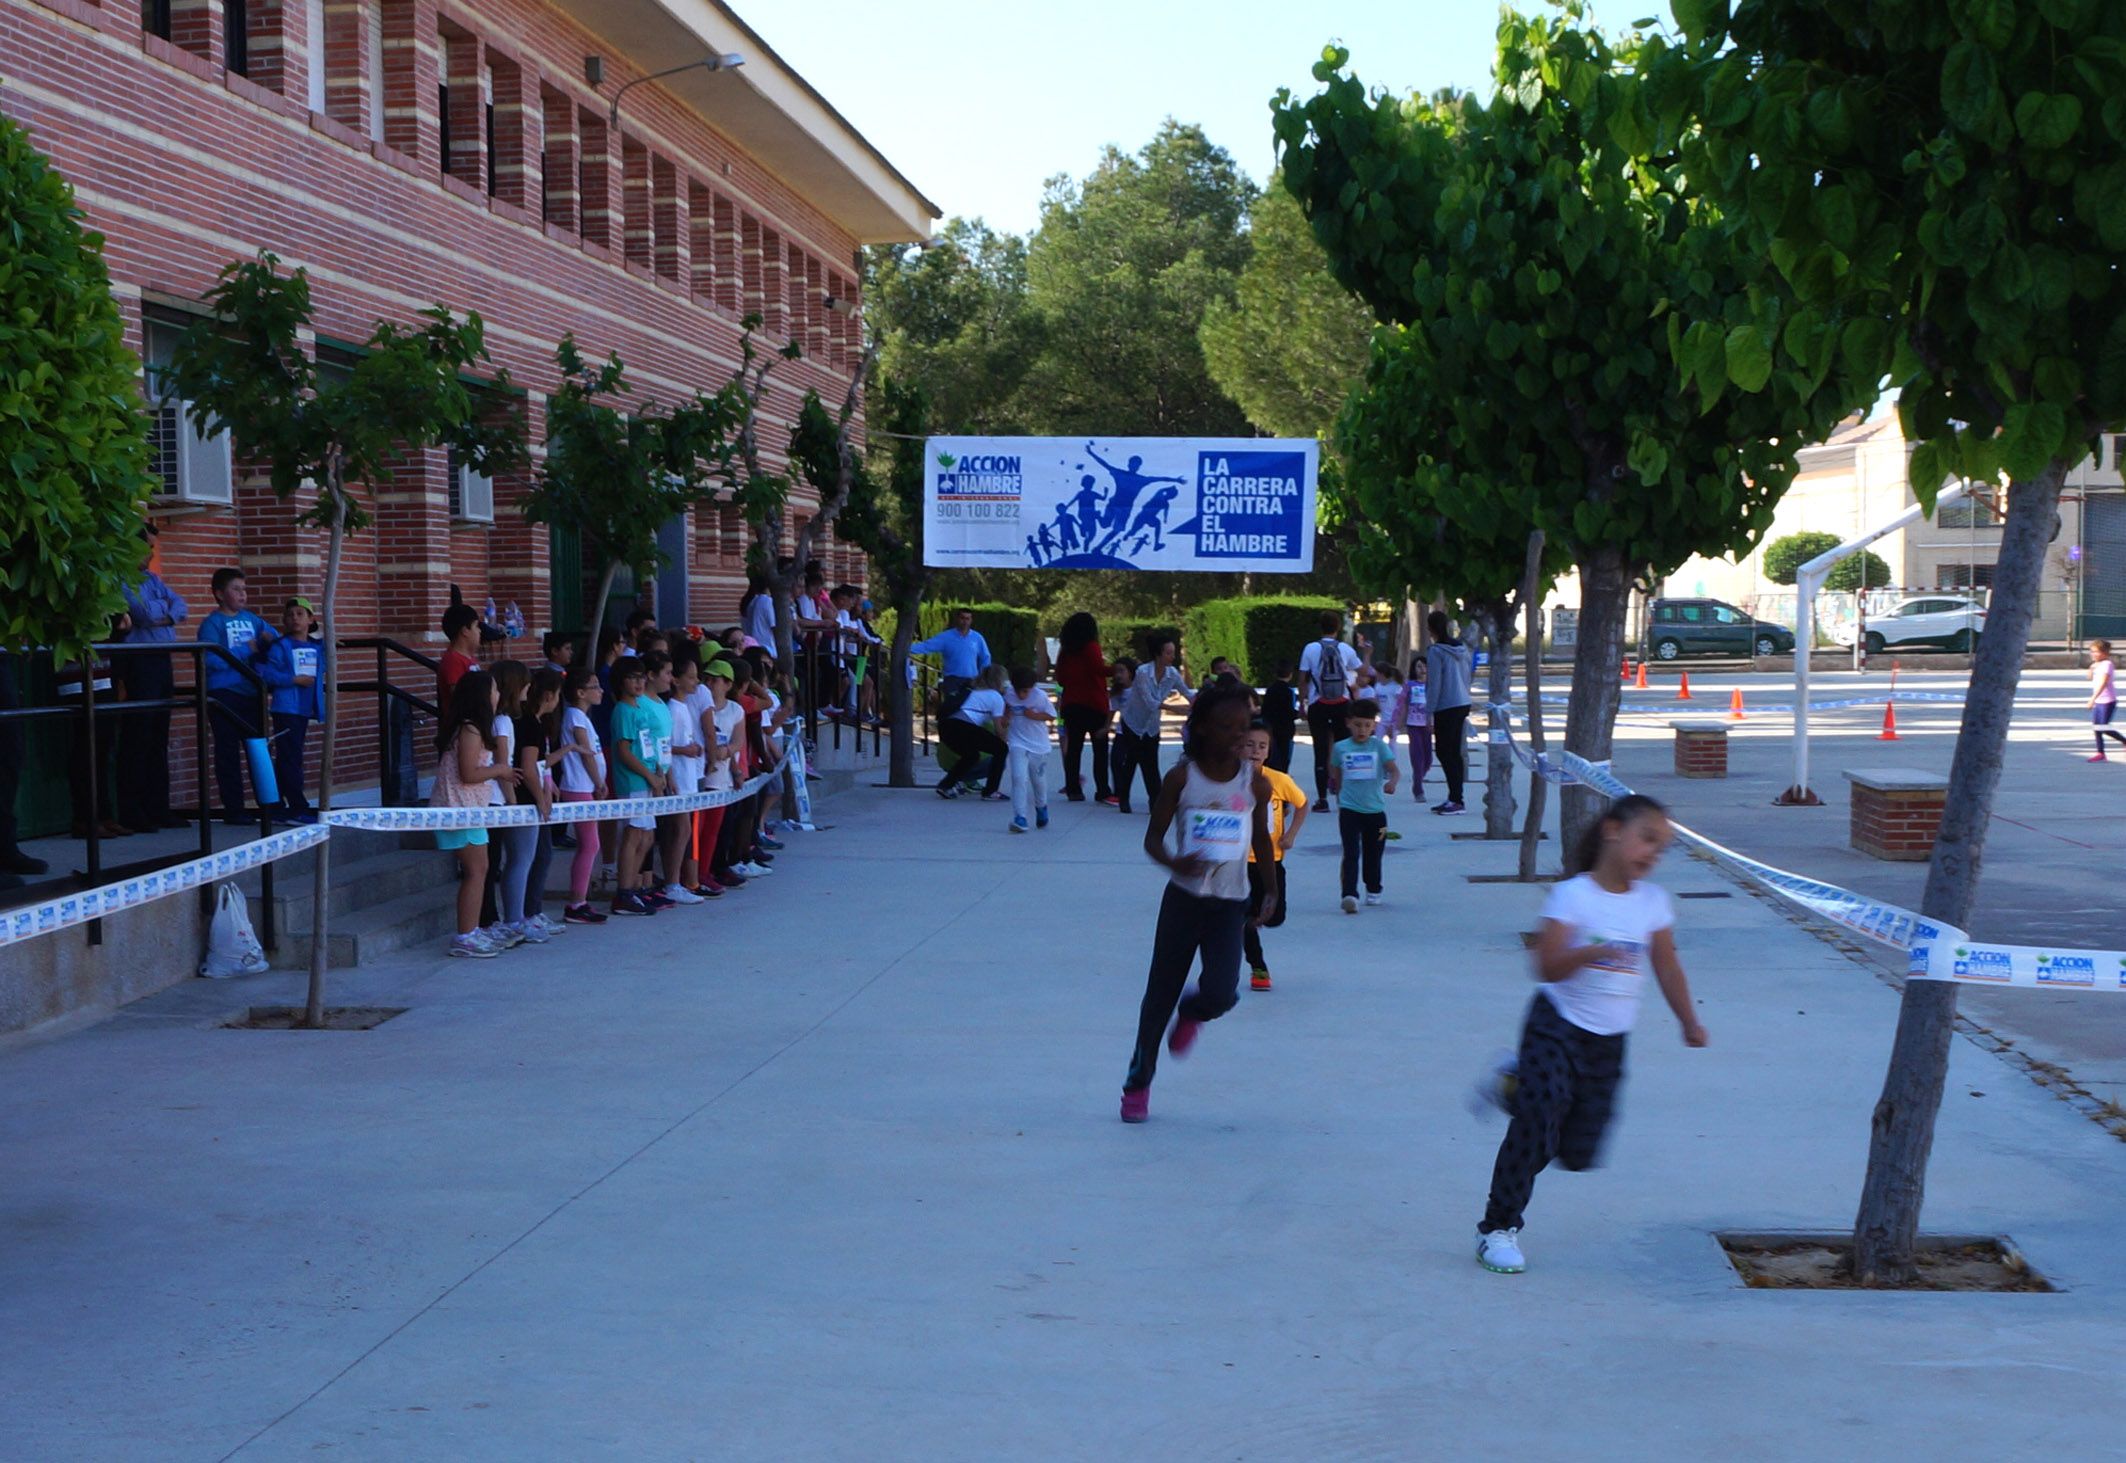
[981,791,1010,802]
[937,784,961,800]
[1036,808,1050,829]
[1120,1088,1149,1123]
[1064,788,1086,802]
[448,931,498,959]
[1098,795,1120,807]
[512,918,552,945]
[1433,800,1466,816]
[485,922,524,950]
[693,882,726,899]
[564,903,608,925]
[532,912,566,936]
[1477,1227,1526,1274]
[713,868,748,888]
[2090,753,2109,763]
[660,883,706,906]
[1467,1049,1520,1118]
[611,891,655,916]
[750,850,776,864]
[1250,968,1273,993]
[1167,1012,1202,1059]
[1011,817,1029,834]
[1341,895,1359,914]
[1364,891,1383,907]
[643,889,677,910]
[758,834,786,851]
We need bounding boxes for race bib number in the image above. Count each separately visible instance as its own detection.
[292,645,319,678]
[657,735,672,767]
[637,729,655,763]
[1183,809,1247,863]
[1343,750,1378,781]
[225,620,256,652]
[1409,687,1426,711]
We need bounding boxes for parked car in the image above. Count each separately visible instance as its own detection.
[1648,599,1796,660]
[1830,595,1986,653]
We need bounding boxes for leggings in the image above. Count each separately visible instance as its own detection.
[1481,995,1627,1234]
[563,790,600,901]
[1113,726,1163,811]
[693,804,726,877]
[1338,808,1386,897]
[1242,860,1287,970]
[2096,701,2125,751]
[1432,706,1470,803]
[1403,723,1433,790]
[496,824,538,924]
[1060,703,1111,798]
[1123,883,1247,1093]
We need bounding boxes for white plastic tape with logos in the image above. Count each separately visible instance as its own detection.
[319,769,778,831]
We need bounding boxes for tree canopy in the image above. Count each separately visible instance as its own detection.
[1762,531,1841,586]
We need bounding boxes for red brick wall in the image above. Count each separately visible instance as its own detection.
[1849,785,1946,861]
[5,0,874,803]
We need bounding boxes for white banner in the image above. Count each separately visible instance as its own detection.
[923,436,1318,572]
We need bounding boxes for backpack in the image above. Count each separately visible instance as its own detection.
[1314,639,1350,702]
[200,882,269,979]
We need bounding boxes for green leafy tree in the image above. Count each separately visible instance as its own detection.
[522,337,742,654]
[834,376,935,787]
[1763,531,1842,586]
[866,220,1040,437]
[166,252,525,1028]
[1676,0,2126,1282]
[1273,6,1876,855]
[1824,549,1892,595]
[0,113,157,659]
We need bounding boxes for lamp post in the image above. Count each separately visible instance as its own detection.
[583,52,745,127]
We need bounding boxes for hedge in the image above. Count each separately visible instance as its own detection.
[912,601,1043,676]
[1096,618,1185,670]
[1182,596,1346,684]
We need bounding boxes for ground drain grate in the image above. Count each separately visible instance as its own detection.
[1451,831,1547,841]
[1677,891,1734,900]
[222,1006,407,1031]
[1716,1232,2054,1292]
[1465,873,1563,884]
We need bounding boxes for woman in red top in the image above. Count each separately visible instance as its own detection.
[1055,611,1114,804]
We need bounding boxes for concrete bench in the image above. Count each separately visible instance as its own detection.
[1843,768,1949,861]
[1672,721,1729,779]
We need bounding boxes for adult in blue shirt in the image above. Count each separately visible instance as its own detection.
[911,608,992,713]
[118,522,190,830]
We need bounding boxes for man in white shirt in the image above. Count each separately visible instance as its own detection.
[1297,609,1363,810]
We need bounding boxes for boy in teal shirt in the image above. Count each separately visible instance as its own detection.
[606,656,669,917]
[1329,697,1399,912]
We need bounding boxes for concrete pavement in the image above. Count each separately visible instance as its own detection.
[3,748,2123,1460]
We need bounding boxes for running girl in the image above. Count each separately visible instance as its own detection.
[1119,682,1277,1123]
[2088,639,2123,762]
[1472,793,1707,1274]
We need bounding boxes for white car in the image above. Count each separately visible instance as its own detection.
[1832,596,1987,653]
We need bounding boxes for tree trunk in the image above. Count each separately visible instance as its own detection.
[584,557,622,663]
[1850,454,2069,1284]
[887,586,922,787]
[1561,544,1629,870]
[1519,530,1548,882]
[303,488,349,1029]
[1480,600,1517,839]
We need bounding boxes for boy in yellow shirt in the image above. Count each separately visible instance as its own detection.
[1242,719,1308,991]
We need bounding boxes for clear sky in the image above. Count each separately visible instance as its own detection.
[755,0,1624,237]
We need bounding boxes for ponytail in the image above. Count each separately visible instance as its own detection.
[1570,793,1668,877]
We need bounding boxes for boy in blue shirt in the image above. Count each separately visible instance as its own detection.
[196,567,278,823]
[259,596,325,821]
[1329,697,1399,913]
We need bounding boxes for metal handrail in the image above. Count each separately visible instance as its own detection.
[335,636,442,806]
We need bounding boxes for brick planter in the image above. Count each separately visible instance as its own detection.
[1843,768,1949,861]
[1672,721,1729,779]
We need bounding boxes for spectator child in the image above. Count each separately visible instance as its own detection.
[1262,660,1300,775]
[541,632,574,676]
[488,661,537,948]
[556,666,608,925]
[937,665,1009,801]
[692,658,745,897]
[507,668,566,941]
[1403,657,1434,796]
[1329,697,1399,913]
[432,668,519,958]
[1240,720,1307,992]
[607,656,667,916]
[437,602,480,703]
[1373,663,1406,733]
[258,597,325,821]
[659,656,708,905]
[1001,665,1056,833]
[197,567,279,822]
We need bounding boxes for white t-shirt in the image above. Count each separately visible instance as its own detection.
[1001,686,1055,755]
[955,687,1006,728]
[667,693,706,794]
[1300,639,1363,705]
[557,706,604,794]
[704,699,745,790]
[743,594,777,649]
[491,713,516,806]
[2094,658,2117,705]
[1538,873,1677,1036]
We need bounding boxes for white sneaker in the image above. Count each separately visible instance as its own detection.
[748,860,777,876]
[1341,895,1359,914]
[1364,892,1384,906]
[661,883,706,905]
[534,912,567,935]
[1467,1049,1519,1119]
[1477,1227,1526,1273]
[448,930,498,959]
[512,918,552,945]
[485,922,524,950]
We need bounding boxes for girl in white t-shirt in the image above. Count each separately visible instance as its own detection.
[1471,794,1707,1275]
[557,667,609,925]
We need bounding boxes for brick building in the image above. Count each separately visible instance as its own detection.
[2,0,935,811]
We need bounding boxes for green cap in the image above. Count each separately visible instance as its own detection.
[703,658,735,681]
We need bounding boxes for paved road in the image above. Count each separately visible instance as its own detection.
[3,759,2122,1459]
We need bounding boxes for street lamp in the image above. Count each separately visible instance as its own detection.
[583,52,746,127]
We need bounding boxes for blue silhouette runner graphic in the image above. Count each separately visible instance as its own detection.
[1049,501,1082,555]
[1025,532,1046,567]
[1036,519,1062,563]
[1086,442,1184,555]
[1070,475,1106,548]
[1123,484,1181,553]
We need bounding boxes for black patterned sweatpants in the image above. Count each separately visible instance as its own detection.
[1480,994,1627,1234]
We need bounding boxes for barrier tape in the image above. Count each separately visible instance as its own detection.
[1486,718,2126,993]
[319,768,779,831]
[1526,690,1968,717]
[0,823,330,950]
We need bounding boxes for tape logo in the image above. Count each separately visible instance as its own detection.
[2035,953,2096,987]
[1952,946,2014,982]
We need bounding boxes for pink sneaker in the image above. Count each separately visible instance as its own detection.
[1168,1015,1201,1059]
[1120,1088,1149,1123]
[2090,753,2109,763]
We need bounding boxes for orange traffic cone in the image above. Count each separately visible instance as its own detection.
[1620,654,1632,683]
[1891,657,1901,691]
[1676,671,1693,701]
[1877,702,1899,740]
[1729,688,1746,719]
[1635,662,1649,690]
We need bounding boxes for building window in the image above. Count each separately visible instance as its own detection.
[1935,563,1996,590]
[363,2,385,143]
[225,0,250,75]
[579,111,612,248]
[142,0,172,41]
[1937,496,2003,528]
[540,86,576,231]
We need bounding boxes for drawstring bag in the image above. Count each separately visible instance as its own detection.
[201,882,269,978]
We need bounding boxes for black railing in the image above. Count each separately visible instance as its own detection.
[0,642,276,949]
[334,637,441,805]
[795,634,886,760]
